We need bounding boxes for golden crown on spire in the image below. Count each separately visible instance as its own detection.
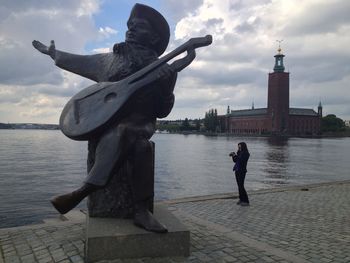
[276,39,283,54]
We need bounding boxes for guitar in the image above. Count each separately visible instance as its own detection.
[59,35,213,141]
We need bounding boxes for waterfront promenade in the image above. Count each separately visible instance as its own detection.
[0,181,349,263]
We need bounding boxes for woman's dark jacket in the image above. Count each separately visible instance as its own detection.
[232,150,250,173]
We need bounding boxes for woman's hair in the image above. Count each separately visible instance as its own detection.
[238,142,249,153]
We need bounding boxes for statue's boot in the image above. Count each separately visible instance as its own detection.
[50,183,97,214]
[134,201,168,233]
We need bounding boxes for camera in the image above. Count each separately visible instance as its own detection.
[229,152,235,157]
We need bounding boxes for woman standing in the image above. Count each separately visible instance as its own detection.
[230,142,250,206]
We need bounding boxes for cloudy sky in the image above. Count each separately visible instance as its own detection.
[0,0,349,124]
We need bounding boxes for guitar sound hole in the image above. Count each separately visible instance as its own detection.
[104,92,117,102]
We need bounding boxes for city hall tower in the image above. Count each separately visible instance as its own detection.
[267,45,290,133]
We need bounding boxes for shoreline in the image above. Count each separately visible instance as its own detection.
[167,131,350,138]
[1,127,350,138]
[1,179,349,231]
[162,179,350,204]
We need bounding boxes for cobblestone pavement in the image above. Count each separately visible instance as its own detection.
[0,222,84,263]
[0,181,349,263]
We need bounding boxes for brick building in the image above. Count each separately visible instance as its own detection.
[220,48,322,135]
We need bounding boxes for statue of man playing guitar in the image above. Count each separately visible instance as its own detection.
[33,3,212,233]
[33,3,176,233]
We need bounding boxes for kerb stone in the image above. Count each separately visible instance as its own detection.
[85,204,190,262]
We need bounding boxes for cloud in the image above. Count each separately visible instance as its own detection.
[282,0,350,36]
[0,8,97,87]
[0,86,23,104]
[168,0,350,120]
[0,0,101,123]
[98,26,117,38]
[1,0,350,123]
[160,0,204,22]
[92,47,111,53]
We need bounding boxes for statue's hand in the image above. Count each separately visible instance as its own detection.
[157,64,175,81]
[32,40,56,59]
[157,64,176,95]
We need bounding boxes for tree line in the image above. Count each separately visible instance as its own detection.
[321,114,347,133]
[1,114,348,134]
[156,108,220,133]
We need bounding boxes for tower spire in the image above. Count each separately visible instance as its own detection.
[318,101,323,117]
[273,40,285,72]
[276,39,283,54]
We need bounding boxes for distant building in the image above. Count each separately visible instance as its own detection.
[219,47,322,135]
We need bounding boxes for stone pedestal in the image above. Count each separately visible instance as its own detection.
[85,204,190,262]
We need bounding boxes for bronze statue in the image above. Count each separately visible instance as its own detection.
[33,3,212,233]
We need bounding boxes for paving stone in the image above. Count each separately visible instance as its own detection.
[70,254,85,262]
[21,255,37,263]
[66,249,79,257]
[38,256,54,263]
[4,257,21,263]
[0,182,350,262]
[34,248,49,255]
[52,253,68,262]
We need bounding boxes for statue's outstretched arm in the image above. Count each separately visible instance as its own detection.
[32,40,107,82]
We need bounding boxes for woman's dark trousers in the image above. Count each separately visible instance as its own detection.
[235,171,249,203]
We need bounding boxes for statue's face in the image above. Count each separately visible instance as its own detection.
[126,18,158,47]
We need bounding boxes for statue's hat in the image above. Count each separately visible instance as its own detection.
[128,3,170,56]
